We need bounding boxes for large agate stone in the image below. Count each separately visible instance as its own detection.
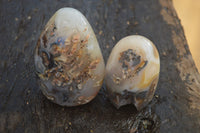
[34,8,105,106]
[105,35,160,110]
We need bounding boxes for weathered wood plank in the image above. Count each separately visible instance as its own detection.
[0,0,200,132]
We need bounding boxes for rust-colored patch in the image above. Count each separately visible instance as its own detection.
[83,27,87,32]
[134,60,147,74]
[88,59,100,69]
[81,34,90,46]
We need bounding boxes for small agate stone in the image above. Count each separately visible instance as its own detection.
[34,8,105,106]
[105,35,160,110]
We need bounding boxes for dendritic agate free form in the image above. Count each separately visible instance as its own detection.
[34,8,105,106]
[105,35,160,110]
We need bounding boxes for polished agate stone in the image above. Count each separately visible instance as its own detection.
[34,8,105,106]
[105,35,160,110]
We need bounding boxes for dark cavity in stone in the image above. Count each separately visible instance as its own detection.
[119,49,142,69]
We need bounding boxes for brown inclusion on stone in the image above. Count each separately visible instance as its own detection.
[112,49,148,84]
[36,31,100,105]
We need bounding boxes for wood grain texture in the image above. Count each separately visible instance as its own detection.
[0,0,200,132]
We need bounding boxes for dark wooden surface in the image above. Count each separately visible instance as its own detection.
[1,0,200,132]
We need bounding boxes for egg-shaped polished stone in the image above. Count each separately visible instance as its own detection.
[105,35,160,110]
[34,8,105,106]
